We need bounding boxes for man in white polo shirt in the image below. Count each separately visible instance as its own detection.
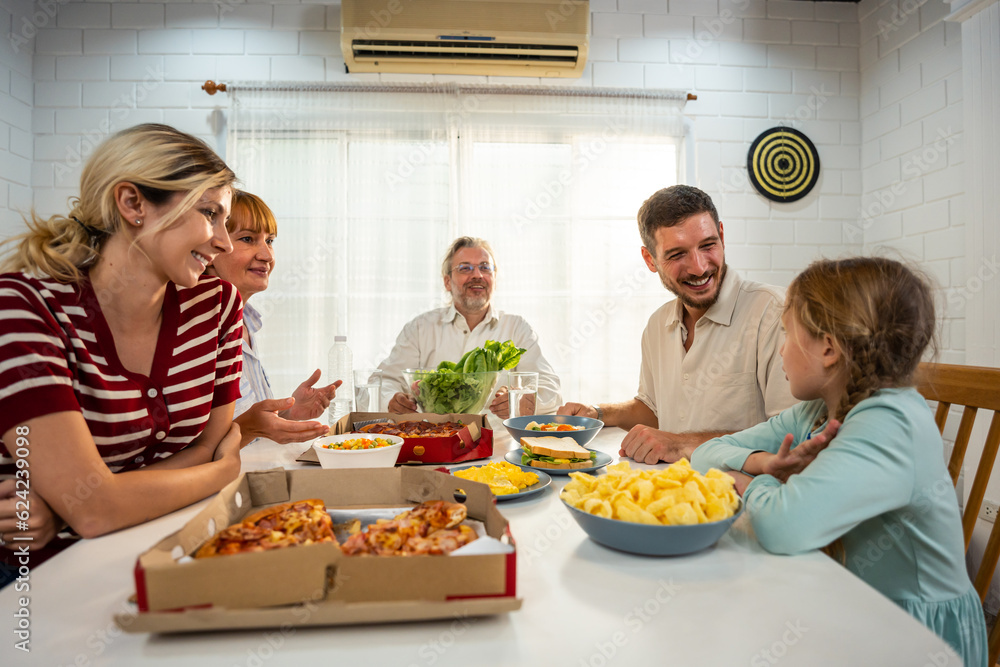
[379,236,561,418]
[559,185,795,464]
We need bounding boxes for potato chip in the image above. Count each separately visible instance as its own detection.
[663,502,699,526]
[593,500,613,519]
[615,498,660,525]
[629,479,655,506]
[568,472,597,491]
[704,497,729,522]
[644,496,675,517]
[652,476,682,490]
[583,497,605,514]
[562,489,582,506]
[682,480,706,505]
[664,459,693,482]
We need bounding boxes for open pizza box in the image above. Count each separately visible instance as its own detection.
[296,412,493,465]
[118,466,520,634]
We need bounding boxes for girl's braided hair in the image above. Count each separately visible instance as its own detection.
[785,257,937,426]
[787,257,937,565]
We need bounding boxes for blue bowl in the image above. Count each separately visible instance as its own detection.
[502,414,603,448]
[561,498,744,556]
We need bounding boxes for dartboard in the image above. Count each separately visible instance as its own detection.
[747,127,820,203]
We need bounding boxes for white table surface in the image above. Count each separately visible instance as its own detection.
[1,426,960,667]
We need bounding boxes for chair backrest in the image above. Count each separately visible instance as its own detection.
[916,362,1000,664]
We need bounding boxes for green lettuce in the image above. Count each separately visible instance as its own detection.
[413,339,527,413]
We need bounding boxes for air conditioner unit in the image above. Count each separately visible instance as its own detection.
[341,0,589,78]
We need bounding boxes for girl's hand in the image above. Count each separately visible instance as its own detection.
[0,480,63,551]
[282,371,341,421]
[726,470,753,496]
[759,420,841,482]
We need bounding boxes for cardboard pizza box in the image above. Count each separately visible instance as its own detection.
[297,412,493,465]
[120,467,519,633]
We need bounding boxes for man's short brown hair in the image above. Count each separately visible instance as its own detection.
[637,185,720,251]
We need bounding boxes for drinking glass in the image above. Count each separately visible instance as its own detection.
[508,371,538,419]
[354,369,383,413]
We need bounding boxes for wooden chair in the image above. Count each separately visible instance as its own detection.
[916,362,1000,665]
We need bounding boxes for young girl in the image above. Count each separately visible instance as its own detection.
[0,124,244,582]
[691,257,988,667]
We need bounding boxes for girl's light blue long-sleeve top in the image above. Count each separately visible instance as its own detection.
[692,388,987,667]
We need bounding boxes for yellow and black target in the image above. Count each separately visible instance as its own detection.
[747,127,820,203]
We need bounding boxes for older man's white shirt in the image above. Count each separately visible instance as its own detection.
[378,304,562,414]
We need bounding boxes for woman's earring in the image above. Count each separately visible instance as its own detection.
[134,219,142,226]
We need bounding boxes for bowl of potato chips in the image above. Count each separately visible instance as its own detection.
[559,459,743,556]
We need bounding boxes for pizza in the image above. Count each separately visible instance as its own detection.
[358,420,467,438]
[340,500,477,556]
[194,498,338,558]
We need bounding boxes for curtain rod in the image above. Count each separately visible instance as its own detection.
[201,80,697,101]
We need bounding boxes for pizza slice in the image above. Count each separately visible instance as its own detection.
[339,501,474,556]
[358,420,467,438]
[194,498,338,558]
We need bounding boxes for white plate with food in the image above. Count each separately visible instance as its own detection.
[504,436,613,475]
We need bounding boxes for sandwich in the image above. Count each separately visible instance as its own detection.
[520,436,597,469]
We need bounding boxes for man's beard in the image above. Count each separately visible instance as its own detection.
[660,263,727,311]
[454,283,489,312]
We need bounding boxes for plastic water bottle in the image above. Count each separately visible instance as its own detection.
[328,335,354,426]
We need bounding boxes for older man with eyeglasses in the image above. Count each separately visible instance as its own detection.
[378,236,561,418]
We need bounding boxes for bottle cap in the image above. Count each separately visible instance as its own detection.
[335,335,347,342]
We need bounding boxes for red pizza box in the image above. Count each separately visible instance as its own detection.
[297,412,493,465]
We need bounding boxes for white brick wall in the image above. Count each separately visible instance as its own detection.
[0,0,34,238]
[858,0,966,361]
[3,0,866,293]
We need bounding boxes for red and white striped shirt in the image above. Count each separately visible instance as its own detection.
[0,272,243,472]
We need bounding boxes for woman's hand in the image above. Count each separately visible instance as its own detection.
[282,370,341,422]
[0,480,63,551]
[236,398,330,446]
[212,422,243,464]
[746,420,841,483]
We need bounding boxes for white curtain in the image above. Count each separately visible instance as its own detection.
[227,84,686,406]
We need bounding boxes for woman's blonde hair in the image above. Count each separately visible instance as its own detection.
[0,123,235,283]
[227,190,278,236]
[786,256,937,424]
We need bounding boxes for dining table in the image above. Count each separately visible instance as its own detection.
[0,422,959,667]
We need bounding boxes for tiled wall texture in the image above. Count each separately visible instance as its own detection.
[0,0,970,362]
[858,0,965,364]
[0,0,33,234]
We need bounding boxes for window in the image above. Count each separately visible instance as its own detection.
[228,86,685,403]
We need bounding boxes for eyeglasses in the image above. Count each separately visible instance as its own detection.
[452,262,495,275]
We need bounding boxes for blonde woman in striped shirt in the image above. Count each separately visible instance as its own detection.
[0,124,244,577]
